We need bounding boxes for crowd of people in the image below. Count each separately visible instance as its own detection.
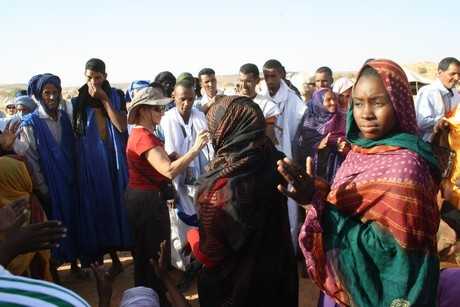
[0,56,459,307]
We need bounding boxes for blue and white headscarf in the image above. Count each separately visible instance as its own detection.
[125,80,150,102]
[15,95,37,112]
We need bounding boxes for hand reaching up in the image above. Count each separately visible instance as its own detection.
[277,157,315,205]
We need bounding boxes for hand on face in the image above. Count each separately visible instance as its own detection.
[88,82,109,102]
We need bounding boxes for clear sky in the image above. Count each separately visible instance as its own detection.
[1,0,457,86]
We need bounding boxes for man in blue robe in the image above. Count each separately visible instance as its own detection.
[17,74,79,277]
[72,58,132,274]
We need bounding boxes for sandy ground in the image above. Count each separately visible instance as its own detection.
[59,253,320,307]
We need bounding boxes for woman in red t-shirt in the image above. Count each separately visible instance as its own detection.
[125,87,208,303]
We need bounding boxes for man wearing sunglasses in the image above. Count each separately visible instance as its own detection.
[4,101,17,118]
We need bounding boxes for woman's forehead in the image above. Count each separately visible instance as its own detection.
[352,75,387,97]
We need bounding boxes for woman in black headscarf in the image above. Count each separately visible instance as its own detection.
[188,96,298,307]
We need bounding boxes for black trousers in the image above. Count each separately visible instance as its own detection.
[125,188,171,306]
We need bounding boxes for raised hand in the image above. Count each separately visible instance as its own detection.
[0,120,21,151]
[151,240,168,280]
[277,157,315,205]
[337,137,350,153]
[5,221,67,254]
[318,133,331,150]
[0,220,66,267]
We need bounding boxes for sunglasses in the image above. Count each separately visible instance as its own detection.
[151,105,166,113]
[6,105,16,109]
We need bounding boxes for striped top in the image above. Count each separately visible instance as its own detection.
[0,266,89,307]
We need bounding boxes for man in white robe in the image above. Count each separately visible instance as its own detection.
[260,59,306,253]
[238,63,280,144]
[194,68,223,113]
[160,80,213,270]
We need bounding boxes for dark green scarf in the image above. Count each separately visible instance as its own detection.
[346,107,439,171]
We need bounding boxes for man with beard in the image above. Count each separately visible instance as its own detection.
[15,74,79,278]
[72,58,131,275]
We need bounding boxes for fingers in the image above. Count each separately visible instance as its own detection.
[276,184,302,203]
[13,211,27,228]
[4,120,11,131]
[10,120,21,133]
[158,240,166,265]
[159,240,166,255]
[26,242,59,252]
[150,258,159,272]
[25,221,67,241]
[11,198,28,215]
[277,184,291,197]
[306,157,313,176]
[199,131,210,142]
[277,160,297,184]
[26,220,63,231]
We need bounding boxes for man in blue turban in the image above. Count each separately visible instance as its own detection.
[16,73,79,278]
[15,96,37,118]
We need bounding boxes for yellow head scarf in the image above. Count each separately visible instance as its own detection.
[0,157,51,280]
[0,156,32,207]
